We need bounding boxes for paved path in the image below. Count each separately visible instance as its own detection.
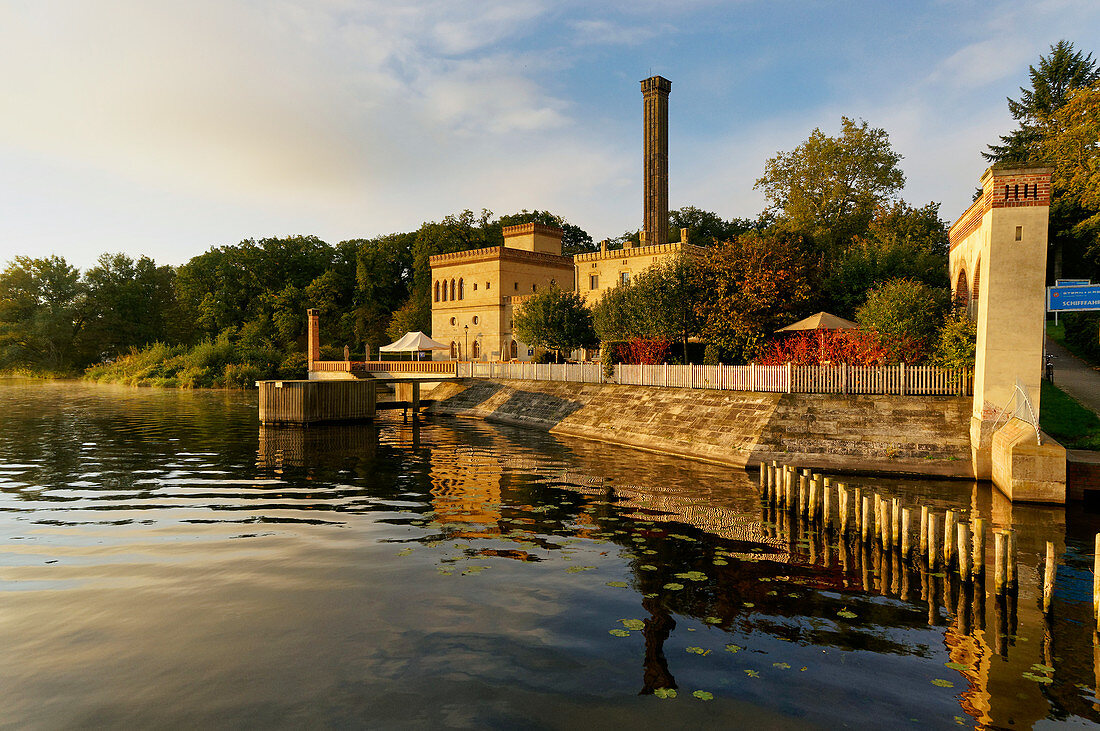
[1046,335,1100,416]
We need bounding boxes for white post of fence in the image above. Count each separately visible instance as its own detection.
[785,362,792,393]
[899,363,905,396]
[751,362,757,392]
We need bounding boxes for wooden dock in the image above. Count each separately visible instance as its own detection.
[257,379,434,425]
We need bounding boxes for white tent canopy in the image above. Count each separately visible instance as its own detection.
[379,331,449,352]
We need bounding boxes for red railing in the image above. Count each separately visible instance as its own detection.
[312,360,457,375]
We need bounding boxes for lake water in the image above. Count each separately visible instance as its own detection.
[3,379,1100,728]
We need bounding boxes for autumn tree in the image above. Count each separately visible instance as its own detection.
[855,278,949,363]
[755,117,905,251]
[1042,82,1100,261]
[513,285,597,361]
[695,231,815,363]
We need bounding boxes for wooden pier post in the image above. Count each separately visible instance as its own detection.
[919,506,929,556]
[927,513,939,570]
[1043,541,1056,614]
[972,517,985,576]
[901,507,911,557]
[861,496,871,543]
[809,478,819,522]
[1094,534,1100,632]
[957,523,971,582]
[854,488,863,534]
[943,510,956,568]
[994,531,1006,594]
[838,484,849,534]
[891,498,900,548]
[880,498,891,549]
[823,483,832,530]
[1007,530,1018,591]
[799,475,809,519]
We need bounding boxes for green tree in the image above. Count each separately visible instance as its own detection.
[0,255,85,372]
[695,231,816,362]
[985,40,1099,164]
[78,253,176,362]
[823,201,950,316]
[513,285,597,361]
[933,311,977,369]
[755,117,905,250]
[624,256,702,362]
[1042,83,1100,260]
[855,278,949,362]
[494,209,595,255]
[668,207,752,247]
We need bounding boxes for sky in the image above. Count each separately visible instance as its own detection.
[1,0,1099,271]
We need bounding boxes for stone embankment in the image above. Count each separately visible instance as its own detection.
[427,379,972,477]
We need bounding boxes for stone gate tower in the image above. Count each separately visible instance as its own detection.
[641,76,671,247]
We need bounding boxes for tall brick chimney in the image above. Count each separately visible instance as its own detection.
[641,75,671,248]
[307,309,320,372]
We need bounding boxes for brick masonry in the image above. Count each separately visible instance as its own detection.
[428,379,973,477]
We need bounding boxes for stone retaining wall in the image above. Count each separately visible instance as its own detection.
[427,379,973,477]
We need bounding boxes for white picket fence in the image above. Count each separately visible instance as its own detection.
[455,361,972,396]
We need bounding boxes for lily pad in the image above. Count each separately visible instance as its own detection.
[767,590,778,596]
[566,565,596,573]
[654,687,677,699]
[931,678,954,688]
[686,646,710,655]
[609,629,631,637]
[692,690,714,701]
[663,582,685,591]
[944,662,969,671]
[643,592,659,598]
[396,548,414,556]
[674,571,708,582]
[1022,672,1054,684]
[619,619,645,631]
[606,581,629,588]
[744,669,760,678]
[713,559,729,566]
[704,616,721,624]
[772,662,791,670]
[1030,663,1055,673]
[640,564,658,571]
[743,602,755,608]
[725,644,742,653]
[837,608,858,620]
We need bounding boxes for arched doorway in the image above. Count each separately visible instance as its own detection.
[954,269,969,309]
[472,340,481,359]
[509,340,518,359]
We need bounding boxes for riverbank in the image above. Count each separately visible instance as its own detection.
[82,339,305,388]
[428,378,973,477]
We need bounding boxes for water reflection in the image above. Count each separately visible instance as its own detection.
[2,379,1100,727]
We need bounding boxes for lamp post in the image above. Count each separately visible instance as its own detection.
[464,325,469,361]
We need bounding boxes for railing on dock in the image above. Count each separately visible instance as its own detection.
[311,360,457,375]
[451,361,972,396]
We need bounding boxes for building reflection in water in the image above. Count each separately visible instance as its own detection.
[256,416,1100,726]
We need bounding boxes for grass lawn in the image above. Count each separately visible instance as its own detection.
[1040,380,1100,450]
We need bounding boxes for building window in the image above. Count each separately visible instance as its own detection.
[1015,226,1023,241]
[450,278,455,300]
[434,281,440,302]
[486,282,491,290]
[450,317,456,326]
[473,283,478,291]
[514,282,518,291]
[458,278,464,300]
[589,274,598,290]
[620,271,630,285]
[450,341,457,359]
[532,283,537,292]
[473,316,479,325]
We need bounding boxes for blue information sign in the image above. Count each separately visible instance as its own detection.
[1048,285,1100,312]
[1056,278,1090,286]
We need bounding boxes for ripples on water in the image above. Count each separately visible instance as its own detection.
[3,379,1100,728]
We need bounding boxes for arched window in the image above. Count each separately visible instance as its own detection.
[458,278,464,300]
[472,340,481,359]
[450,341,457,359]
[971,261,980,301]
[510,340,518,359]
[450,278,456,300]
[954,270,969,309]
[434,281,440,302]
[441,280,447,302]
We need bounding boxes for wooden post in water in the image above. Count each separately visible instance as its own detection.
[891,498,900,548]
[972,518,985,576]
[927,513,939,570]
[880,498,891,549]
[854,488,863,534]
[823,483,833,530]
[901,507,911,557]
[1043,541,1056,614]
[957,523,971,582]
[838,484,849,534]
[994,531,1006,594]
[809,478,819,523]
[861,496,871,543]
[873,494,882,538]
[943,510,956,568]
[919,506,929,556]
[1094,533,1100,632]
[799,475,809,519]
[1007,530,1018,591]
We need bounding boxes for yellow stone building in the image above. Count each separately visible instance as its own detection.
[574,231,706,305]
[429,223,574,361]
